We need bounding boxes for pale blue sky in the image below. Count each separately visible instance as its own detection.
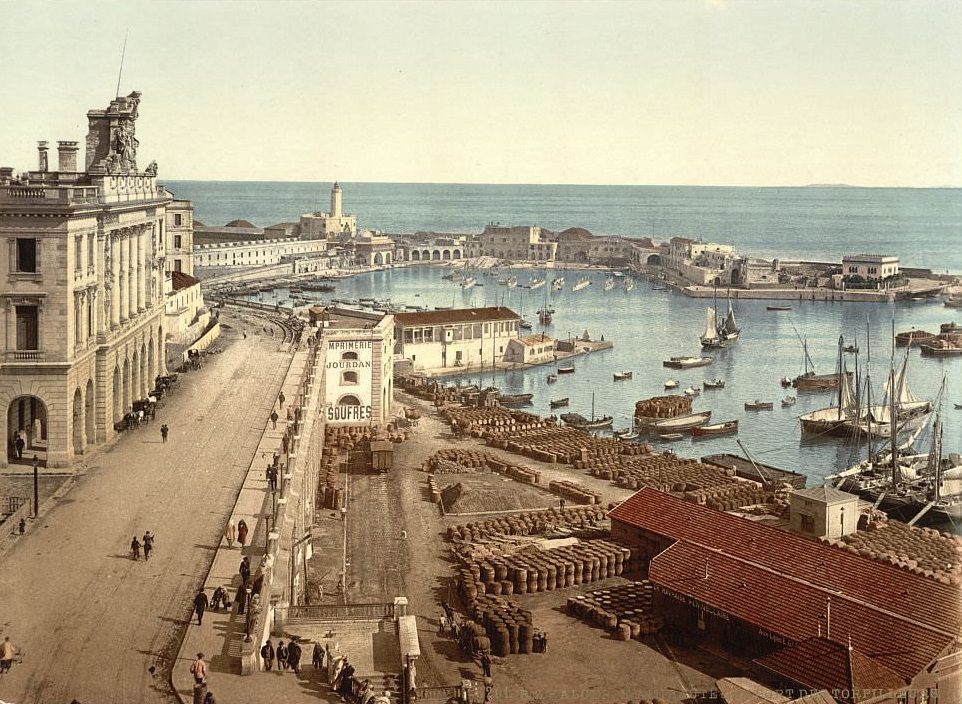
[1,0,960,186]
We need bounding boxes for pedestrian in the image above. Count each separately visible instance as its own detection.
[268,466,277,491]
[130,536,141,560]
[237,519,249,547]
[18,518,25,535]
[338,658,355,697]
[189,652,208,684]
[278,391,286,407]
[142,531,154,561]
[239,556,251,584]
[14,433,24,459]
[289,637,303,674]
[193,589,209,626]
[559,498,566,511]
[236,584,248,615]
[276,641,289,671]
[225,519,236,549]
[203,691,217,704]
[441,600,455,625]
[358,680,373,704]
[270,410,278,430]
[312,641,323,669]
[439,613,449,635]
[261,639,275,671]
[211,585,227,612]
[160,424,169,443]
[480,651,491,678]
[1,636,15,674]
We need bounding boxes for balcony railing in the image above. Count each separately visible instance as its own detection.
[0,185,101,206]
[6,350,43,362]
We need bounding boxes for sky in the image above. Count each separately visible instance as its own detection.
[1,0,960,187]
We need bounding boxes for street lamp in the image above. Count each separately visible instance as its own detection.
[32,454,39,518]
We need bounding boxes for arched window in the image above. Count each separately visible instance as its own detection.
[342,370,359,385]
[338,395,361,406]
[341,351,358,360]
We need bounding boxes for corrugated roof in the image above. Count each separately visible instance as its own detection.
[792,486,859,504]
[755,637,907,703]
[609,488,960,635]
[394,307,519,326]
[649,542,953,680]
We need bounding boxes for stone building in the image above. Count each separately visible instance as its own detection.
[393,307,521,373]
[0,92,173,468]
[842,254,900,281]
[788,486,859,539]
[166,198,194,275]
[480,225,557,262]
[504,334,554,365]
[353,231,396,266]
[298,182,357,242]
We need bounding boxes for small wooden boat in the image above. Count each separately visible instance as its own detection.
[614,428,640,440]
[659,433,686,441]
[745,400,774,411]
[683,386,700,397]
[780,376,793,388]
[781,395,797,407]
[664,379,680,389]
[499,393,534,407]
[613,371,633,381]
[557,366,576,374]
[703,378,725,390]
[955,403,962,410]
[920,342,962,357]
[560,412,613,430]
[692,420,739,437]
[549,398,570,408]
[767,305,792,311]
[639,410,712,432]
[663,355,713,369]
[843,345,858,353]
[895,329,937,346]
[546,374,558,384]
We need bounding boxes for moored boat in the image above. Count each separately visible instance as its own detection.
[703,378,725,389]
[664,379,679,389]
[498,393,534,407]
[920,340,962,357]
[549,397,569,408]
[658,433,686,441]
[560,412,613,430]
[781,395,797,407]
[614,428,640,440]
[691,420,739,437]
[683,386,700,397]
[572,276,591,292]
[663,356,713,369]
[745,400,774,410]
[557,366,576,374]
[546,374,558,384]
[604,278,616,291]
[613,371,633,381]
[641,411,712,432]
[767,305,792,311]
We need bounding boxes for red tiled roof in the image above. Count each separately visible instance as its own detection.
[609,488,961,635]
[755,637,907,703]
[170,270,200,290]
[393,307,519,326]
[649,541,953,680]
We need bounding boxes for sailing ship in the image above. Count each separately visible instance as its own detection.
[623,276,635,292]
[560,393,612,430]
[700,296,740,348]
[572,276,591,292]
[792,333,851,390]
[551,276,566,291]
[603,278,616,291]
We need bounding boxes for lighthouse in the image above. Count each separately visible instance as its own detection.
[330,181,343,218]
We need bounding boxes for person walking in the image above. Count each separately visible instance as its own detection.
[237,519,249,547]
[239,556,251,584]
[261,640,275,671]
[312,641,323,670]
[189,653,208,684]
[276,641,289,671]
[225,519,236,549]
[480,651,492,678]
[236,584,249,615]
[270,410,279,430]
[193,589,209,626]
[14,433,24,459]
[338,658,355,697]
[288,637,302,674]
[160,424,169,443]
[211,586,227,612]
[1,636,16,674]
[278,391,286,407]
[142,531,154,561]
[130,536,142,560]
[268,466,278,492]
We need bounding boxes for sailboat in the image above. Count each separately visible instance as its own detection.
[623,276,635,292]
[538,286,553,326]
[791,328,850,390]
[572,276,591,292]
[841,347,932,440]
[560,392,613,430]
[799,337,857,434]
[518,288,532,330]
[700,293,740,348]
[604,278,616,291]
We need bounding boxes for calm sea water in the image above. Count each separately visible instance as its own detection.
[165,181,962,272]
[167,180,961,529]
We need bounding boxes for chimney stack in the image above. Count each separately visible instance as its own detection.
[37,141,49,172]
[57,141,79,172]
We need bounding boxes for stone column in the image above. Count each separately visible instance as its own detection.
[126,230,135,320]
[111,234,121,327]
[137,225,146,313]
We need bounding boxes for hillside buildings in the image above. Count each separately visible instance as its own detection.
[0,92,178,468]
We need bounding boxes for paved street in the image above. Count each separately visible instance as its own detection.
[0,318,289,704]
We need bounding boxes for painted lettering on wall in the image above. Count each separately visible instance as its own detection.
[328,341,373,350]
[328,405,373,422]
[326,360,373,369]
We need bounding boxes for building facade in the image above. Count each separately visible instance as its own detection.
[480,225,557,262]
[393,307,521,373]
[166,198,194,275]
[193,238,330,271]
[504,334,554,365]
[788,486,859,539]
[298,182,357,242]
[0,92,171,468]
[842,255,900,281]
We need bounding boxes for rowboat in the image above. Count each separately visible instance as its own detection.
[780,376,793,387]
[549,398,569,408]
[781,396,797,407]
[613,371,633,381]
[658,433,686,441]
[767,305,792,311]
[614,428,640,440]
[703,378,725,390]
[745,400,774,410]
[691,420,738,437]
[638,410,712,432]
[664,379,680,389]
[663,356,713,369]
[557,366,576,374]
[560,413,613,430]
[683,386,700,397]
[546,374,558,384]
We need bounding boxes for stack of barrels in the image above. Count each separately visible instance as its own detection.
[685,483,774,511]
[484,425,631,465]
[458,539,631,599]
[592,453,737,492]
[427,474,442,504]
[565,581,664,640]
[421,449,542,485]
[446,505,609,542]
[442,407,548,437]
[547,480,602,505]
[633,395,693,426]
[466,594,534,656]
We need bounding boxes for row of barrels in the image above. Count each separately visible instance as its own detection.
[460,595,535,657]
[566,581,664,640]
[634,395,693,419]
[443,406,541,429]
[547,480,602,505]
[828,540,962,585]
[460,540,631,597]
[422,449,543,485]
[446,505,609,542]
[485,428,627,465]
[685,483,773,507]
[570,443,652,468]
[427,475,442,505]
[318,484,347,510]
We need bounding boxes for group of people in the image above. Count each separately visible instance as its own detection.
[130,531,155,561]
[224,518,249,548]
[259,636,313,673]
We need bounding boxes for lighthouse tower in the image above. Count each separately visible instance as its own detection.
[330,181,342,218]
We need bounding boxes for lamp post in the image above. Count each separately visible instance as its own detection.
[32,454,39,517]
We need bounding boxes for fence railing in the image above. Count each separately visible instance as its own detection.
[287,602,395,621]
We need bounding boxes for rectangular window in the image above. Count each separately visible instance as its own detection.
[800,514,815,533]
[75,237,83,268]
[174,235,182,249]
[88,236,94,271]
[174,214,182,226]
[16,238,38,273]
[174,259,182,272]
[16,305,39,350]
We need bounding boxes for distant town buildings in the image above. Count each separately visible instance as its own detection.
[480,225,557,262]
[393,307,522,373]
[842,254,900,281]
[298,181,357,242]
[0,92,183,467]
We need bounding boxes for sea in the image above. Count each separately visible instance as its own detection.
[166,180,962,530]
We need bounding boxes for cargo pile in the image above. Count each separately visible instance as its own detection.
[459,595,534,656]
[633,395,692,424]
[589,453,736,492]
[442,406,547,435]
[826,520,962,583]
[547,480,602,505]
[423,448,541,484]
[485,425,646,464]
[685,482,776,511]
[566,581,664,640]
[446,506,609,542]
